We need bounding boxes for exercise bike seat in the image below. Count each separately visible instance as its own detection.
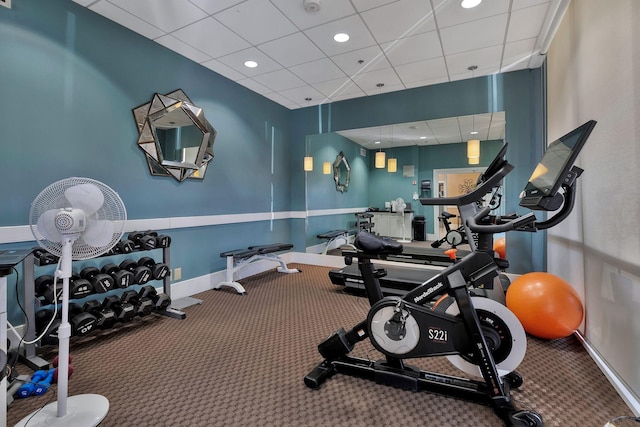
[354,231,403,255]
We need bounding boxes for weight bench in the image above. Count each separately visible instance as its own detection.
[215,243,300,295]
[316,229,355,255]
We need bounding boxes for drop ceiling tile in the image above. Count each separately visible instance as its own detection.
[381,31,442,67]
[188,0,245,15]
[434,0,510,29]
[262,91,299,109]
[171,17,251,58]
[312,77,362,98]
[278,85,327,106]
[201,58,248,81]
[269,0,357,30]
[217,47,283,76]
[445,45,503,76]
[73,0,95,6]
[258,32,325,67]
[252,68,307,92]
[404,76,449,89]
[289,57,347,84]
[501,38,537,72]
[360,0,435,43]
[328,90,367,103]
[512,0,550,11]
[507,3,549,43]
[154,34,213,63]
[352,67,402,94]
[330,45,391,76]
[213,0,298,45]
[89,1,165,39]
[350,0,397,12]
[427,117,462,144]
[394,56,448,84]
[304,14,377,57]
[235,78,272,95]
[440,14,508,56]
[107,0,208,32]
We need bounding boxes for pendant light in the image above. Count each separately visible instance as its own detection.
[387,157,397,172]
[466,66,481,165]
[303,97,313,171]
[387,126,397,172]
[374,83,386,169]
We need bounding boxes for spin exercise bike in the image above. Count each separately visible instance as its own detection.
[304,120,597,427]
[431,210,469,248]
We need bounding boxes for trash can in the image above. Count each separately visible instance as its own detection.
[412,216,426,241]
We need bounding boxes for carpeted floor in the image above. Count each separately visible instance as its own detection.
[7,264,634,427]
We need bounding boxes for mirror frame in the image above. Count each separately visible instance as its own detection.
[333,151,351,193]
[133,89,217,182]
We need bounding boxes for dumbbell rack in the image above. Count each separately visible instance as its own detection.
[20,245,184,371]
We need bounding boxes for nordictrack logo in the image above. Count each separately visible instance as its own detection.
[413,282,443,303]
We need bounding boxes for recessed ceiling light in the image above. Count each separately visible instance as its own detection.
[470,131,478,135]
[244,60,258,68]
[374,141,381,144]
[461,0,481,8]
[419,136,427,140]
[333,33,350,43]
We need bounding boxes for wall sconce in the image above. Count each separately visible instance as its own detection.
[387,157,397,173]
[468,156,480,165]
[323,161,331,174]
[375,151,386,168]
[304,156,313,171]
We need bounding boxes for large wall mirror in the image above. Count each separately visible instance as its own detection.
[305,112,506,245]
[133,89,217,182]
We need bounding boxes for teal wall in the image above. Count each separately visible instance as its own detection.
[0,0,293,323]
[0,1,544,325]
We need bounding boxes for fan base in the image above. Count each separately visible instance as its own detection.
[15,394,109,427]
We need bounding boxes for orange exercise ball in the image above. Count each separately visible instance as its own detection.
[506,272,584,340]
[493,237,506,259]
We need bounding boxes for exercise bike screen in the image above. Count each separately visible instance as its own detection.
[521,120,596,201]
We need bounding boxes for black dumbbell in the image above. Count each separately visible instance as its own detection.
[35,275,93,304]
[128,231,157,250]
[102,295,136,323]
[33,248,58,266]
[138,285,171,311]
[35,275,62,305]
[101,263,134,288]
[114,238,135,254]
[35,308,60,346]
[118,259,152,285]
[121,290,154,316]
[80,266,116,293]
[137,257,170,280]
[83,299,117,329]
[155,234,171,248]
[68,303,98,337]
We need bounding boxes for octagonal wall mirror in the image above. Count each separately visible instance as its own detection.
[133,89,217,182]
[333,151,350,193]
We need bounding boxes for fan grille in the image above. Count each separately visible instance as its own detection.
[30,177,127,260]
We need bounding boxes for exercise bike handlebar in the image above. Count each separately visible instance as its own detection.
[466,206,537,234]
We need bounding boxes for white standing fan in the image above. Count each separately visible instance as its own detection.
[394,197,411,243]
[17,177,126,427]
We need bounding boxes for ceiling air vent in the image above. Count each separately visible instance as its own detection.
[0,0,11,9]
